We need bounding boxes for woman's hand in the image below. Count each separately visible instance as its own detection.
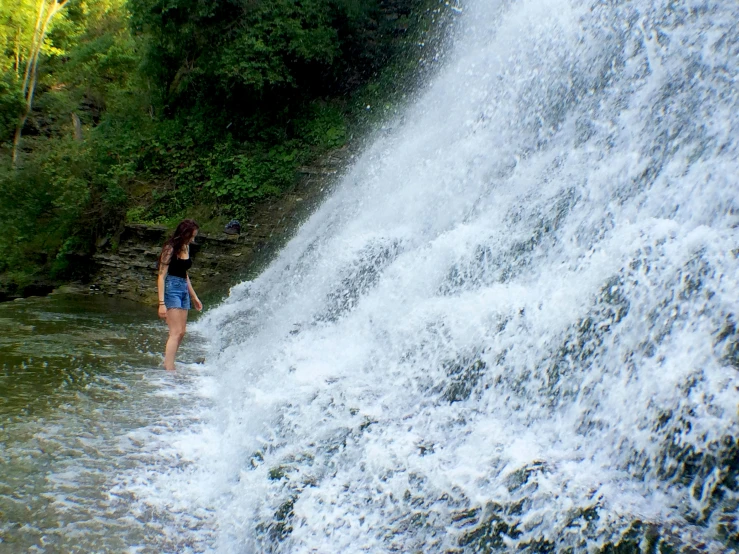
[193,296,203,311]
[158,304,167,319]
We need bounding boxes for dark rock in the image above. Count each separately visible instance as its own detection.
[22,283,54,298]
[89,145,353,304]
[224,219,241,235]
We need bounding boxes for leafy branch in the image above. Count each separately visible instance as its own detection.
[12,0,72,166]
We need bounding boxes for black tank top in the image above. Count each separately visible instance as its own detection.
[168,256,192,278]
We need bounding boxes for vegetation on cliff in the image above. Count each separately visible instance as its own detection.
[0,0,455,295]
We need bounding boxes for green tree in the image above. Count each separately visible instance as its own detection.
[0,0,447,293]
[0,0,141,288]
[128,0,391,125]
[11,0,73,165]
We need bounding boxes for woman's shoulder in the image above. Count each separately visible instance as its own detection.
[160,244,174,262]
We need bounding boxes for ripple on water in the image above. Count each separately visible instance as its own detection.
[0,295,214,553]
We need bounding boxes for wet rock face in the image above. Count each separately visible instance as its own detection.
[91,224,257,304]
[0,280,57,302]
[90,146,353,304]
[92,208,300,305]
[87,209,287,304]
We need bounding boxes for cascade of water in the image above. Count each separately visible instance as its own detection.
[151,0,739,551]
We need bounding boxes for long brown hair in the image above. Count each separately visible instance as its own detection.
[159,219,199,266]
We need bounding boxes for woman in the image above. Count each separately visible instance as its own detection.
[157,219,203,370]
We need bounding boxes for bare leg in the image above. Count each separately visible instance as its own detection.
[164,308,188,370]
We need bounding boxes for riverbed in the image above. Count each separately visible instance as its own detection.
[0,293,212,553]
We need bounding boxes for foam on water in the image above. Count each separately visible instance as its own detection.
[0,296,216,553]
[153,0,739,551]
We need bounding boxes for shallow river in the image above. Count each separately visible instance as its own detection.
[0,293,211,553]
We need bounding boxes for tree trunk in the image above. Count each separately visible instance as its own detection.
[21,0,47,97]
[12,0,70,167]
[11,126,23,165]
[14,27,22,76]
[71,112,83,141]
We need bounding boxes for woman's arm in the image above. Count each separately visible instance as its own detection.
[187,274,203,311]
[157,246,172,318]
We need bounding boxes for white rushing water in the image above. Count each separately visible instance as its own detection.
[0,296,214,553]
[150,0,739,551]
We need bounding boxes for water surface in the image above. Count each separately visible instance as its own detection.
[0,294,211,553]
[181,0,739,550]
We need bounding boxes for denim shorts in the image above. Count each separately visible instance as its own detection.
[164,275,190,310]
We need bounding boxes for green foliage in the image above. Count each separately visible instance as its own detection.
[0,138,90,277]
[0,0,453,290]
[297,103,347,149]
[0,74,23,142]
[0,0,40,72]
[128,0,383,112]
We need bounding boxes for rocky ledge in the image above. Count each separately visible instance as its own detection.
[91,224,255,304]
[90,146,351,305]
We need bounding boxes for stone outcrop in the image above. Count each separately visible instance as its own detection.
[90,146,351,305]
[92,224,252,304]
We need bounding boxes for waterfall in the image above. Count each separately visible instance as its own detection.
[157,0,739,551]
